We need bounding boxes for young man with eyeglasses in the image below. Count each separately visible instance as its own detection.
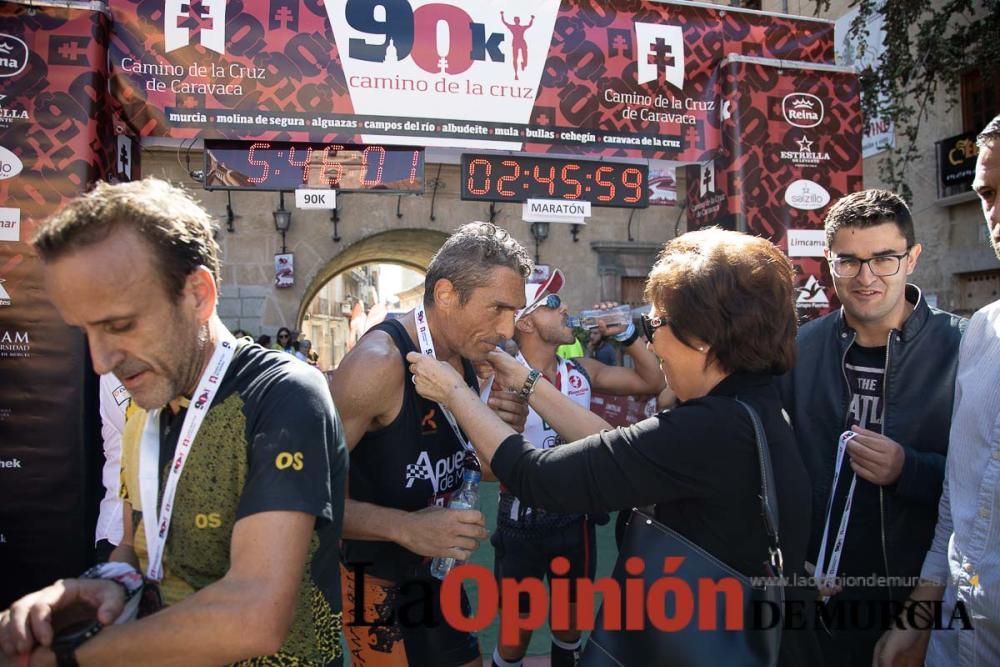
[780,189,966,665]
[490,270,664,667]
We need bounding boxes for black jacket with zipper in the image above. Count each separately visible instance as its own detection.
[779,285,966,602]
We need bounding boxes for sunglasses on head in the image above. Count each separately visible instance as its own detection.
[640,314,671,344]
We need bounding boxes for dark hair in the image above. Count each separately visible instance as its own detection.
[823,189,915,249]
[276,327,292,341]
[424,222,533,306]
[256,334,272,346]
[644,228,797,374]
[977,114,1000,148]
[33,178,220,301]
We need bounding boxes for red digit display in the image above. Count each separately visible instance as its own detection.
[561,164,582,199]
[203,141,425,193]
[286,146,313,183]
[321,145,345,186]
[594,166,616,202]
[361,146,386,186]
[460,154,647,208]
[497,160,520,197]
[622,167,643,204]
[467,158,492,195]
[246,142,270,184]
[533,165,556,196]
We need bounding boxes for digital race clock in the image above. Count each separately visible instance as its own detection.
[203,140,424,193]
[460,154,648,208]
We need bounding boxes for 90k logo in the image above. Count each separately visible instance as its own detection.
[345,0,506,74]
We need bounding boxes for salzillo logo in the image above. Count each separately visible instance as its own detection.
[164,0,226,55]
[782,93,824,128]
[0,35,28,78]
[0,146,23,180]
[785,179,831,211]
[635,23,685,91]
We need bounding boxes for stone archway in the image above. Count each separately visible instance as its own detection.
[296,227,449,326]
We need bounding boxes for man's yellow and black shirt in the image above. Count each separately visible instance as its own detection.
[120,341,346,666]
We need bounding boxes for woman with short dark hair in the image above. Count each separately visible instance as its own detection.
[408,228,814,665]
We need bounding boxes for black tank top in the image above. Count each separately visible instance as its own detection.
[341,318,480,582]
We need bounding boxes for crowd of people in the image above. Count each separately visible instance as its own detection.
[0,116,997,667]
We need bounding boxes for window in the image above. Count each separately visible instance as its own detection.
[957,270,1000,316]
[621,276,647,308]
[962,67,1000,134]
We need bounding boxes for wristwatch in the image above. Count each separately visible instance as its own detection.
[51,619,102,667]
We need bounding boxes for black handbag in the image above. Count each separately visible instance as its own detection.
[581,400,785,667]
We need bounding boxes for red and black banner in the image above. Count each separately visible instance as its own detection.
[0,1,113,605]
[687,55,862,319]
[108,0,834,160]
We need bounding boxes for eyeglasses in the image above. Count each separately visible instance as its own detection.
[640,314,671,344]
[829,251,909,278]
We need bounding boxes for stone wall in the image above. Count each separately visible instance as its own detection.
[141,149,676,335]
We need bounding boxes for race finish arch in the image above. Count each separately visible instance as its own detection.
[1,0,861,604]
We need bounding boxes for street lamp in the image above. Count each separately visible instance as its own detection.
[273,191,292,253]
[529,221,549,264]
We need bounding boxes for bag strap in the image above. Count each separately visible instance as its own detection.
[734,399,784,576]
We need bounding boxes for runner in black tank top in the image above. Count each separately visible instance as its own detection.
[343,318,480,581]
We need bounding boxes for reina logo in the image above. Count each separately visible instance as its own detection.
[164,0,226,55]
[782,93,824,129]
[785,179,831,211]
[0,34,28,78]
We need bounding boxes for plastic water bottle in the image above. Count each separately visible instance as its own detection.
[577,304,633,330]
[430,469,482,580]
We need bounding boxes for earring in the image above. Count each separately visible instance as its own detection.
[697,346,705,352]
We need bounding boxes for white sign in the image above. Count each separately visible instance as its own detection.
[295,189,337,209]
[274,253,294,288]
[785,180,831,211]
[787,229,827,257]
[0,146,22,180]
[522,198,591,223]
[326,0,561,149]
[0,207,18,242]
[635,23,685,91]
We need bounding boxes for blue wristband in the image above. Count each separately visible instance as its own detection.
[613,321,637,343]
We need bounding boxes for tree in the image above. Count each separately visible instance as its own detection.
[821,0,1000,200]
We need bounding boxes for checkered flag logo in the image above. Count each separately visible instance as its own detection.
[406,463,433,486]
[405,451,438,492]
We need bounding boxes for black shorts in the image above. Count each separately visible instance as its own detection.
[491,516,597,614]
[340,563,481,667]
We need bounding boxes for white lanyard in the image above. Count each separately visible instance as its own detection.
[139,331,237,581]
[815,430,858,599]
[413,301,480,454]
